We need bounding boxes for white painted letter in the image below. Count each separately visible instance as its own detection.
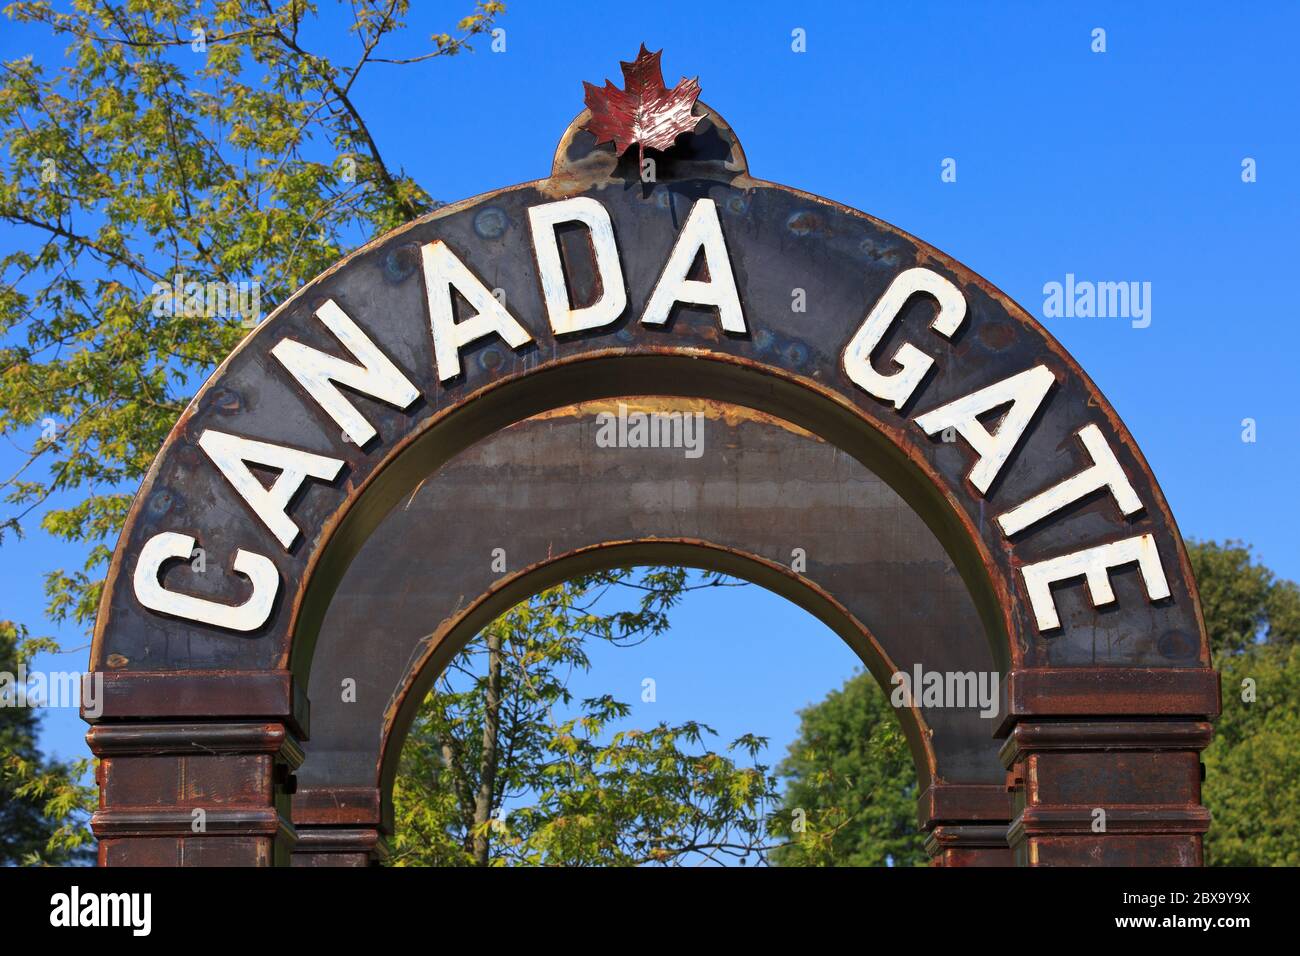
[271,299,419,447]
[842,268,966,409]
[133,532,278,632]
[915,364,1056,494]
[528,197,627,335]
[642,198,745,333]
[1020,533,1171,631]
[997,423,1143,536]
[198,430,344,549]
[422,240,533,381]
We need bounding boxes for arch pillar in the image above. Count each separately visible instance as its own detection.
[924,826,1014,867]
[84,672,305,866]
[290,828,388,866]
[291,787,388,866]
[998,669,1220,866]
[87,720,301,867]
[918,783,1013,866]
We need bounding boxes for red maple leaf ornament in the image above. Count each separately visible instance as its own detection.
[582,45,704,164]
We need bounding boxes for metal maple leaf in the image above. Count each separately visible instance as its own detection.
[582,45,704,165]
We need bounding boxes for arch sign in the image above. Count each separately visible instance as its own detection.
[88,48,1218,867]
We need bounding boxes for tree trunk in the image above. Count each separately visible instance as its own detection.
[472,629,503,865]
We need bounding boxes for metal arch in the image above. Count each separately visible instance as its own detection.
[90,105,1207,678]
[85,93,1219,868]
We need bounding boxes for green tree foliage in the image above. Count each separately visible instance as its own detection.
[768,670,922,867]
[773,539,1300,867]
[0,0,502,864]
[391,568,777,866]
[0,0,503,626]
[1205,643,1300,865]
[1188,540,1300,866]
[0,621,94,864]
[0,620,54,861]
[1186,539,1300,661]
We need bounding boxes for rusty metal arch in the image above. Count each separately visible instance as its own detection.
[87,102,1219,867]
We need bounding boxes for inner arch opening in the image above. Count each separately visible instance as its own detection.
[294,395,1008,854]
[385,557,931,867]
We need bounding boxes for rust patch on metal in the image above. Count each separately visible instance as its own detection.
[526,396,820,439]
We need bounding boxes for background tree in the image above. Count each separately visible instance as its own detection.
[0,620,93,864]
[773,539,1300,867]
[1,0,503,626]
[391,568,777,867]
[768,670,922,867]
[1186,539,1300,660]
[1189,540,1300,866]
[0,0,503,863]
[0,620,58,862]
[1205,642,1300,865]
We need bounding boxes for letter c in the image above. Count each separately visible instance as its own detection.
[133,532,278,632]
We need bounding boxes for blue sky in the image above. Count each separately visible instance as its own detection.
[3,1,1298,781]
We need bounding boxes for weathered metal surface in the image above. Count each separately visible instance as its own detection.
[89,103,1207,680]
[997,667,1220,736]
[924,825,1015,867]
[84,75,1219,866]
[294,398,1002,823]
[1000,721,1214,866]
[87,722,300,867]
[91,669,308,736]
